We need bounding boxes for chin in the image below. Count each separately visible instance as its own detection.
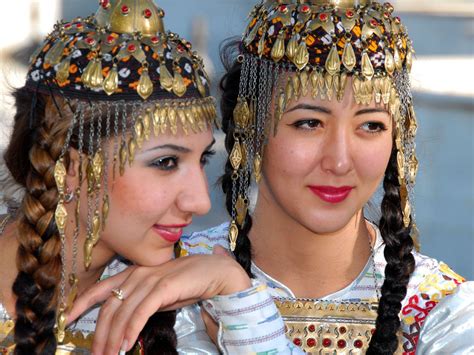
[301,211,357,235]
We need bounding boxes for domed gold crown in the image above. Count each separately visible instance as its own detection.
[26,0,212,101]
[95,0,165,35]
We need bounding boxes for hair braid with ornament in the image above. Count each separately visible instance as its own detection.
[367,148,415,354]
[220,42,254,277]
[5,88,66,354]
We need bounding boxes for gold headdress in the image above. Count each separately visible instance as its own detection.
[25,0,217,343]
[228,0,417,251]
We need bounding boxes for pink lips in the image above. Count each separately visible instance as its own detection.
[309,185,353,204]
[152,224,189,243]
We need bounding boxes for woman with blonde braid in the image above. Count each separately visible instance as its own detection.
[0,0,251,353]
[67,1,473,354]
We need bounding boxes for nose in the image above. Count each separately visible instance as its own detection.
[320,126,353,176]
[177,166,211,216]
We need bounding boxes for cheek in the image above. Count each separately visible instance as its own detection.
[264,134,316,179]
[355,139,392,182]
[108,171,170,219]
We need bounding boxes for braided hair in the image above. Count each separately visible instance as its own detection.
[219,41,415,353]
[4,87,177,354]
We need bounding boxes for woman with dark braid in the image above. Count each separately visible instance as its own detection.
[0,0,249,354]
[68,0,473,354]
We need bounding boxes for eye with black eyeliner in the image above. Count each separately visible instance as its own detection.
[290,119,323,130]
[200,149,216,167]
[150,156,179,171]
[360,121,388,134]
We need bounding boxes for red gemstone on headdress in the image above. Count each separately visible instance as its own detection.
[106,35,115,44]
[128,43,137,52]
[339,326,347,334]
[346,10,354,18]
[354,339,363,348]
[394,16,401,24]
[144,8,152,18]
[100,0,110,9]
[76,23,83,29]
[278,4,288,12]
[308,324,316,332]
[383,11,390,19]
[301,5,310,13]
[121,5,130,14]
[64,23,72,29]
[293,338,302,346]
[319,13,329,22]
[370,19,378,27]
[307,338,316,347]
[85,37,96,46]
[151,36,159,44]
[371,328,376,335]
[337,339,347,348]
[322,338,332,347]
[177,44,185,53]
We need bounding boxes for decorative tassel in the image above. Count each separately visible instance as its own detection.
[169,108,178,135]
[271,31,286,62]
[103,64,119,95]
[361,51,375,80]
[230,139,243,171]
[342,41,356,72]
[159,63,174,92]
[138,67,153,100]
[325,44,341,76]
[229,220,239,252]
[384,49,395,75]
[56,57,71,84]
[294,39,310,71]
[286,34,298,61]
[173,71,186,97]
[236,195,248,227]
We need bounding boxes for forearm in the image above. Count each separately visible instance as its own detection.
[203,280,304,354]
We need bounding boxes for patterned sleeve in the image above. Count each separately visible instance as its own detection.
[202,280,304,354]
[416,281,474,354]
[399,260,466,354]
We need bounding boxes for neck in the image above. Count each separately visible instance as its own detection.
[250,193,374,299]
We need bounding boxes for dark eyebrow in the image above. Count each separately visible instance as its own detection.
[355,108,389,116]
[142,138,216,154]
[144,144,191,153]
[285,104,331,115]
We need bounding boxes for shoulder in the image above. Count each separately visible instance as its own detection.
[416,282,474,354]
[179,222,230,256]
[399,251,465,353]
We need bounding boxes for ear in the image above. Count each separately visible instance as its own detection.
[66,148,81,178]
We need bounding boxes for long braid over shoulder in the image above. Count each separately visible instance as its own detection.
[4,87,177,354]
[5,88,68,354]
[367,148,416,354]
[220,42,253,278]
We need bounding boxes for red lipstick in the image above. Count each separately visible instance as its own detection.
[309,186,353,204]
[152,223,189,243]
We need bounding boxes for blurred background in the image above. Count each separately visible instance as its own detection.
[0,0,473,279]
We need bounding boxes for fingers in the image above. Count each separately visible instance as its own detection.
[101,270,162,354]
[201,308,219,345]
[67,267,133,324]
[212,245,231,256]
